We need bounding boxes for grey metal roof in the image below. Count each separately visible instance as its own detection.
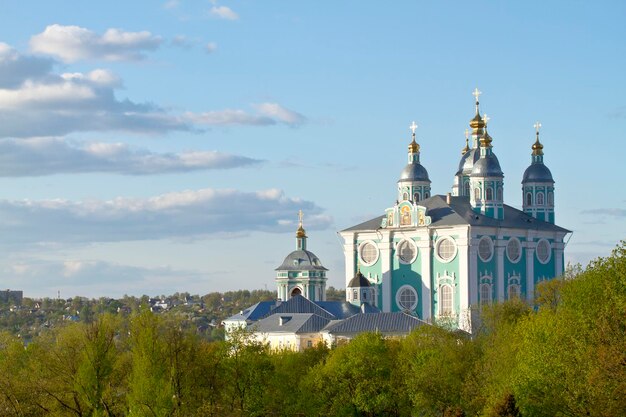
[347,271,370,288]
[456,148,480,175]
[223,300,276,322]
[398,162,431,182]
[251,313,331,334]
[323,312,427,335]
[316,300,376,319]
[275,249,328,271]
[263,294,337,320]
[470,154,503,177]
[341,195,571,233]
[522,162,554,183]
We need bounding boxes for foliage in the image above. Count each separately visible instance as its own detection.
[0,243,623,416]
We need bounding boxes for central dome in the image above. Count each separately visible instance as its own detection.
[470,154,503,177]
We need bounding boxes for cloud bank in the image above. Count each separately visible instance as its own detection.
[0,43,307,137]
[30,25,163,62]
[0,137,262,176]
[0,188,332,246]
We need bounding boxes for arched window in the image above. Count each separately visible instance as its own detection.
[424,192,430,199]
[362,291,367,300]
[464,181,470,197]
[526,192,532,206]
[537,192,544,205]
[403,192,408,201]
[496,187,502,201]
[474,188,480,200]
[480,283,491,306]
[548,192,554,206]
[486,187,494,200]
[291,287,301,297]
[440,284,453,315]
[353,289,358,300]
[508,284,520,300]
[413,192,420,202]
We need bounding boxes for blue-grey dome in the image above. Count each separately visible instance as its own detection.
[276,250,328,271]
[398,163,431,182]
[522,163,554,183]
[470,154,503,177]
[456,148,480,176]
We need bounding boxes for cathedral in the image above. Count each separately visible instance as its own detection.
[225,90,570,341]
[339,89,570,330]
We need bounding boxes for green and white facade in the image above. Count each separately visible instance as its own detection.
[339,92,570,331]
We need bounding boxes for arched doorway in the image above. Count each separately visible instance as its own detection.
[291,287,302,297]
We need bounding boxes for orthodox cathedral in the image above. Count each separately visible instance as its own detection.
[225,90,570,341]
[339,89,570,330]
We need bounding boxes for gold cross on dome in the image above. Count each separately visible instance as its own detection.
[483,113,490,125]
[409,121,418,135]
[298,209,303,226]
[534,121,542,135]
[472,88,482,102]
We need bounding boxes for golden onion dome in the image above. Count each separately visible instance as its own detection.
[408,139,420,153]
[532,136,544,156]
[481,129,493,147]
[296,225,306,238]
[469,112,485,129]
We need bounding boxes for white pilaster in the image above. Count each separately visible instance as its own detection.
[525,241,535,302]
[343,237,356,288]
[380,232,392,312]
[458,233,470,311]
[418,237,432,320]
[554,239,565,277]
[496,245,505,302]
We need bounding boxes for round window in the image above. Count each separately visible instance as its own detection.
[396,285,418,311]
[536,239,551,264]
[397,240,417,264]
[478,236,493,262]
[506,238,521,263]
[359,241,379,265]
[436,237,457,263]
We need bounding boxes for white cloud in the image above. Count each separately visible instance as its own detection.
[255,102,307,126]
[163,0,180,9]
[186,103,307,127]
[210,5,239,20]
[0,188,332,246]
[0,137,262,176]
[0,46,307,137]
[30,24,162,62]
[205,42,217,53]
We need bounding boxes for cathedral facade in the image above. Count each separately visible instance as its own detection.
[339,90,570,331]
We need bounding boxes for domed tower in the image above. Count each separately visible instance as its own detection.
[275,211,328,301]
[398,121,431,203]
[522,122,555,223]
[346,268,375,307]
[469,113,505,219]
[453,89,486,197]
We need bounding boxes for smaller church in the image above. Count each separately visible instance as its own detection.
[223,216,426,350]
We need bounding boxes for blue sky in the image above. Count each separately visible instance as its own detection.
[0,1,624,298]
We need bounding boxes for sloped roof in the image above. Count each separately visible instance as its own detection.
[323,312,427,335]
[262,294,337,320]
[223,300,276,322]
[341,195,570,233]
[250,313,331,334]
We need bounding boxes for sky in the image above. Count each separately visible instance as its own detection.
[0,1,624,298]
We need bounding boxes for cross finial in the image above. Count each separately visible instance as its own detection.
[465,128,469,139]
[482,113,490,125]
[409,121,418,135]
[534,121,542,136]
[298,209,303,226]
[472,88,482,103]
